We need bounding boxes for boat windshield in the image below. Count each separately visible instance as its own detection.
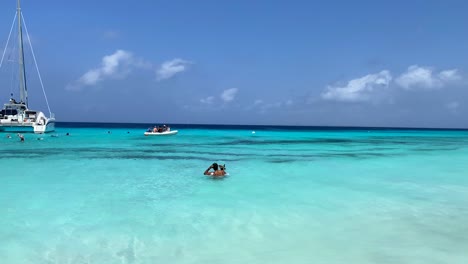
[0,109,18,116]
[4,103,27,110]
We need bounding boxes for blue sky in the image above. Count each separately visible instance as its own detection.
[1,0,467,127]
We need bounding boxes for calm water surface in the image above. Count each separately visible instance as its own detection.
[1,124,468,264]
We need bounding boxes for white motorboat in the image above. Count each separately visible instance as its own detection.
[144,130,178,136]
[0,0,55,134]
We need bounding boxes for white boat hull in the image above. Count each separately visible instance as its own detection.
[144,130,178,136]
[0,110,55,134]
[0,120,55,134]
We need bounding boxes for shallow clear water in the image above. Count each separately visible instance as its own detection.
[1,124,468,264]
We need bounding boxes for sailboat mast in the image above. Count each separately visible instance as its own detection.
[17,0,28,106]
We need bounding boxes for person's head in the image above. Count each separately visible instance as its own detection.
[212,163,219,170]
[219,164,226,171]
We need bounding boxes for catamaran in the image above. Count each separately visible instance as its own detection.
[0,0,55,133]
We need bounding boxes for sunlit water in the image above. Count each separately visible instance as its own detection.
[1,124,468,264]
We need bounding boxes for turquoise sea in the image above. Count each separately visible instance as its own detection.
[1,123,468,264]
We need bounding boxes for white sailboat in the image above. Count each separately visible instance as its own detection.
[0,0,55,134]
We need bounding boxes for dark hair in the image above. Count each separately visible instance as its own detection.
[212,163,219,170]
[220,164,225,170]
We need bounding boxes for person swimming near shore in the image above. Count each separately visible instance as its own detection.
[204,163,227,177]
[17,133,24,142]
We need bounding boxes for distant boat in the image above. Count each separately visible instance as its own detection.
[0,0,55,134]
[144,130,178,136]
[144,125,178,136]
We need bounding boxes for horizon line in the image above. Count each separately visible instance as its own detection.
[54,121,468,131]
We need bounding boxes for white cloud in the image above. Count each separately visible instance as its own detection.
[395,65,461,89]
[221,88,238,102]
[67,51,190,91]
[79,69,101,86]
[156,59,191,81]
[66,50,141,91]
[200,96,214,104]
[439,69,461,82]
[101,50,132,75]
[322,70,392,102]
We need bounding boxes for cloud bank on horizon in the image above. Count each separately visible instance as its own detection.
[396,66,461,90]
[321,65,463,103]
[64,49,465,125]
[199,88,239,105]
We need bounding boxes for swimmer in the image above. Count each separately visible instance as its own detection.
[17,133,24,142]
[204,163,227,177]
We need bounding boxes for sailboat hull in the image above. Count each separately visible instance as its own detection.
[0,120,55,134]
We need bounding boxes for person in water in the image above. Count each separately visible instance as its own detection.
[204,163,226,177]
